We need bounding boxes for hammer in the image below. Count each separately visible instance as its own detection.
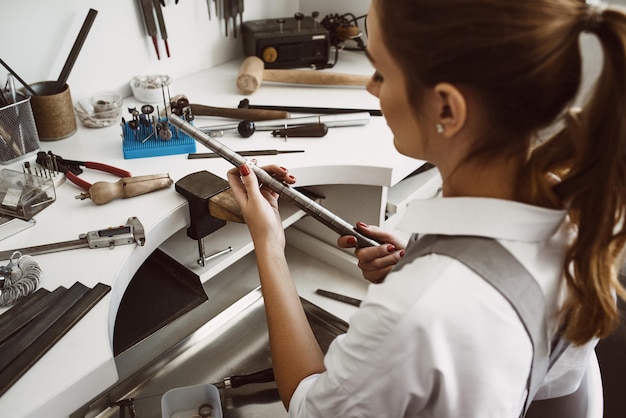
[236,56,371,95]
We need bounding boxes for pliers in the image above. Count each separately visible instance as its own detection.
[36,151,132,191]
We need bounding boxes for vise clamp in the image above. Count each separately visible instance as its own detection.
[175,171,242,266]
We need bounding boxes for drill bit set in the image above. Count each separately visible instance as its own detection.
[121,92,197,159]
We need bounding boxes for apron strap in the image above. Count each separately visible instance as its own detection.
[398,234,567,416]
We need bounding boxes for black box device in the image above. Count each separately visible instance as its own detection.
[241,16,330,69]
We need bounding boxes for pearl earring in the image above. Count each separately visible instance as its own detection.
[436,123,445,134]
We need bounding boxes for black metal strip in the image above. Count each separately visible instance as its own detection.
[0,287,65,345]
[0,282,110,397]
[0,283,88,373]
[315,288,362,307]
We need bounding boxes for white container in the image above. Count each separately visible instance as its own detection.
[161,383,222,418]
[130,74,173,103]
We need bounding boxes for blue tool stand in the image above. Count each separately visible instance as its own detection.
[121,116,196,159]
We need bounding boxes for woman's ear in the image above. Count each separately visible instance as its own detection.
[434,83,467,138]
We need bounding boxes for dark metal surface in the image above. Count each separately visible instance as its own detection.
[0,282,110,397]
[89,288,347,418]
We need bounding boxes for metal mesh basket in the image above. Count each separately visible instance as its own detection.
[0,98,40,164]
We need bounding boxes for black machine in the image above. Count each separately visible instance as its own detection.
[241,14,330,69]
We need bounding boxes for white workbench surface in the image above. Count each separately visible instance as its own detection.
[0,51,419,417]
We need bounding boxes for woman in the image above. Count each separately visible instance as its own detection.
[227,0,626,416]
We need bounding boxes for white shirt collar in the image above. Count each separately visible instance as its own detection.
[397,197,567,242]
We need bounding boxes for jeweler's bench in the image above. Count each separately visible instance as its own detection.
[0,51,440,417]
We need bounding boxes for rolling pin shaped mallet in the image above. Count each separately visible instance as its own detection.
[168,115,380,248]
[76,174,173,205]
[237,56,371,95]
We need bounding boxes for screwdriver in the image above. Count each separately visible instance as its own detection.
[212,367,275,389]
[75,174,173,205]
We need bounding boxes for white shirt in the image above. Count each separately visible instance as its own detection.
[289,197,597,418]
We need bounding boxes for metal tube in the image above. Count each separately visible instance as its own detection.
[169,116,379,248]
[199,112,370,133]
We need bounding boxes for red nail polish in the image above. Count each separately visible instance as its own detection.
[347,237,357,246]
[239,164,250,176]
[280,166,287,171]
[357,221,369,228]
[288,175,296,180]
[399,250,405,257]
[387,244,396,253]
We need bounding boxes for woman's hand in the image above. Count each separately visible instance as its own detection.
[338,222,407,283]
[227,163,296,249]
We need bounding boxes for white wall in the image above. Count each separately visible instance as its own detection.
[0,0,369,102]
[1,0,606,105]
[0,0,299,101]
[299,0,369,17]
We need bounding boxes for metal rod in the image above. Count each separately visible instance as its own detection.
[238,99,383,117]
[0,58,37,96]
[169,115,380,248]
[315,289,362,306]
[199,112,370,133]
[153,0,170,57]
[55,8,99,92]
[188,150,304,158]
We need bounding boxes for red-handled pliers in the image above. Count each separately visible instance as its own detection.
[36,151,132,191]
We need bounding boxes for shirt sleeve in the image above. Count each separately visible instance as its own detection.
[288,254,533,418]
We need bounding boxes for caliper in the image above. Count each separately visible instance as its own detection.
[0,217,145,261]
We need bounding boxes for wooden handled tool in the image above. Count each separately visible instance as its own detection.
[236,56,371,95]
[75,174,173,205]
[189,103,289,121]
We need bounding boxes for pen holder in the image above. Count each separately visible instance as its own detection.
[27,81,77,141]
[0,97,40,164]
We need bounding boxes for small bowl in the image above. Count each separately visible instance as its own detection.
[129,74,172,103]
[75,91,123,128]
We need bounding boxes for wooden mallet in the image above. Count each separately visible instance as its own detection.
[236,56,371,95]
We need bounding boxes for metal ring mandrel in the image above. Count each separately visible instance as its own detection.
[169,115,381,248]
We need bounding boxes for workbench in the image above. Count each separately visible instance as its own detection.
[0,51,440,417]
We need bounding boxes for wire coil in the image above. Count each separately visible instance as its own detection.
[0,251,42,308]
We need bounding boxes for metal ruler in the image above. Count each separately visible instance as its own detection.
[0,217,145,261]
